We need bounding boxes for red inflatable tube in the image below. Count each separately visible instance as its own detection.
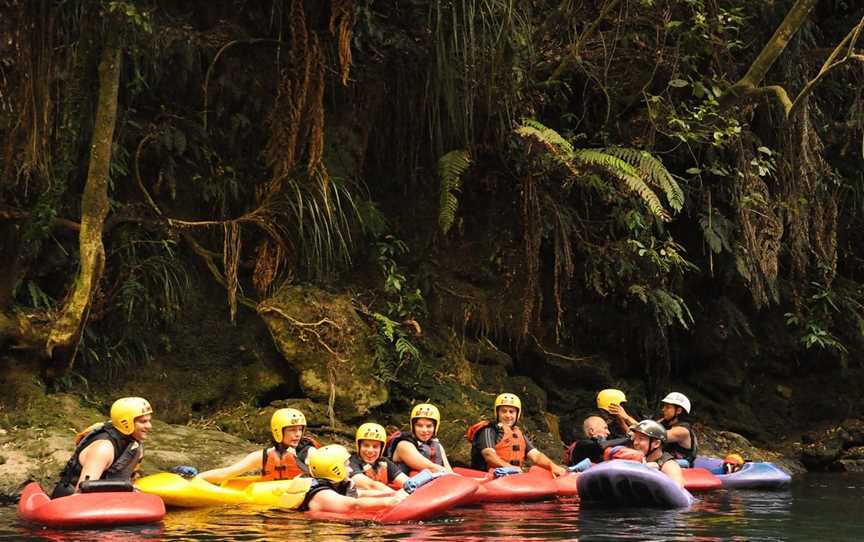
[18,482,166,527]
[454,467,560,503]
[305,473,479,523]
[525,466,580,497]
[681,467,723,492]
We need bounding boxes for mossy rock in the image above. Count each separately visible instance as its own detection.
[258,285,388,419]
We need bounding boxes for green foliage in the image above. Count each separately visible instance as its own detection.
[367,236,427,385]
[630,286,694,329]
[699,209,734,254]
[515,120,682,222]
[438,149,472,235]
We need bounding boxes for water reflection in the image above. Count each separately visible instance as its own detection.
[5,474,864,542]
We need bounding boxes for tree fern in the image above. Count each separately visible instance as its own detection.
[604,147,684,213]
[572,150,671,221]
[438,149,472,234]
[514,120,680,222]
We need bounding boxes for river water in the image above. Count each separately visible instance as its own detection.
[2,473,862,541]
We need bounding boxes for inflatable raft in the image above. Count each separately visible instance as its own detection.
[577,460,696,509]
[454,467,560,503]
[305,473,479,523]
[18,482,166,527]
[693,457,792,489]
[681,467,723,491]
[135,473,311,508]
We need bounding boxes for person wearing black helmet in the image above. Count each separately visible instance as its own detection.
[628,419,684,487]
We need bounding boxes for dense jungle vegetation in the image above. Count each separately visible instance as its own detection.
[1,0,863,442]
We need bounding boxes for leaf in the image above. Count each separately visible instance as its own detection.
[669,79,689,88]
[437,150,472,235]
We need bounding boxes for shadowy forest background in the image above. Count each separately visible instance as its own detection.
[2,0,864,450]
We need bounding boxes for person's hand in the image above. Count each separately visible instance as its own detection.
[390,489,409,506]
[551,464,568,477]
[429,464,447,473]
[607,403,627,418]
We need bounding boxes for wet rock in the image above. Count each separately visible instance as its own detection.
[840,446,864,460]
[463,341,514,371]
[800,430,844,470]
[258,285,388,419]
[830,459,864,472]
[840,419,864,447]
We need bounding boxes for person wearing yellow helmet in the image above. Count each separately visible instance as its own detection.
[349,423,409,491]
[596,389,639,437]
[467,393,567,476]
[197,407,321,483]
[51,397,153,498]
[298,445,408,513]
[384,403,451,475]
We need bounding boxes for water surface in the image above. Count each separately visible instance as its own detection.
[3,473,862,541]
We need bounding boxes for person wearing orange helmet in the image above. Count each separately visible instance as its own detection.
[52,397,153,498]
[384,403,451,474]
[197,407,320,483]
[349,423,408,491]
[467,393,567,476]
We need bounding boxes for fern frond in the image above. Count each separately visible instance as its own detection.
[438,149,472,234]
[517,120,574,155]
[604,147,684,213]
[574,149,671,221]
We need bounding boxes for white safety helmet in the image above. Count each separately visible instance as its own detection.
[661,392,691,414]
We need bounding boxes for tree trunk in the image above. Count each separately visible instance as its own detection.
[45,38,121,375]
[719,0,818,109]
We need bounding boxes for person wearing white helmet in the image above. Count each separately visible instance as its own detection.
[52,397,153,498]
[197,407,320,483]
[658,392,698,466]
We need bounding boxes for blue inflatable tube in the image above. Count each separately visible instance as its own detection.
[577,460,695,509]
[692,457,791,489]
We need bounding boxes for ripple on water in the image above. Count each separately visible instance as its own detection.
[3,474,864,542]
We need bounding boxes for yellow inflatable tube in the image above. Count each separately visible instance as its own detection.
[135,473,311,508]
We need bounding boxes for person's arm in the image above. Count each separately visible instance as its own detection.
[438,444,452,470]
[666,426,692,448]
[526,449,567,476]
[607,404,638,431]
[480,447,511,468]
[351,473,395,493]
[393,441,446,472]
[356,485,396,497]
[307,488,407,513]
[76,440,116,488]
[196,450,262,483]
[391,472,409,488]
[661,460,685,488]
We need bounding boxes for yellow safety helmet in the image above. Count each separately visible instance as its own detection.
[307,444,351,482]
[410,403,441,436]
[355,422,387,451]
[110,397,153,436]
[596,389,627,412]
[270,408,307,443]
[494,393,522,423]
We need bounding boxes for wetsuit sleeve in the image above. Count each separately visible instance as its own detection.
[295,441,313,474]
[474,426,498,451]
[523,435,535,454]
[347,454,364,478]
[384,457,402,482]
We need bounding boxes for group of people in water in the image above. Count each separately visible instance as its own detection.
[51,388,699,512]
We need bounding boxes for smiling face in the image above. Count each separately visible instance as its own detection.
[131,414,152,442]
[412,418,436,441]
[630,431,651,455]
[497,405,519,426]
[358,440,383,463]
[281,425,304,447]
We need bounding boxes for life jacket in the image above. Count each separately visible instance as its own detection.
[661,420,698,465]
[298,478,356,512]
[261,436,321,480]
[566,436,630,465]
[52,422,142,498]
[385,430,443,475]
[467,421,526,470]
[602,445,646,463]
[349,452,392,484]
